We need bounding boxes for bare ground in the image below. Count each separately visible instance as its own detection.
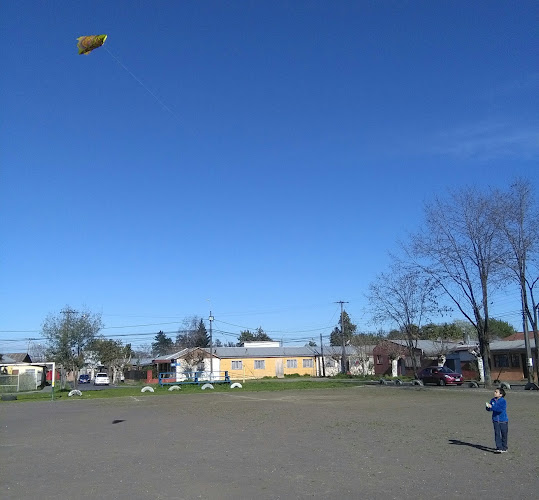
[1,385,538,499]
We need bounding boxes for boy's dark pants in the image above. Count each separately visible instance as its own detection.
[493,421,508,450]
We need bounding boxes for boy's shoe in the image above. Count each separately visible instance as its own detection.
[500,450,508,453]
[495,449,502,453]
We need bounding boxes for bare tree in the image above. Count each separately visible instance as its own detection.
[28,342,46,362]
[176,316,210,349]
[494,179,539,382]
[182,348,206,373]
[133,343,152,362]
[410,187,505,386]
[368,262,442,378]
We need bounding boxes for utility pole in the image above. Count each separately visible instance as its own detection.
[335,301,349,374]
[320,333,325,377]
[534,303,539,383]
[209,311,214,381]
[521,291,533,383]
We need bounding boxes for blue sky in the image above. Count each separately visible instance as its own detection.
[1,1,537,353]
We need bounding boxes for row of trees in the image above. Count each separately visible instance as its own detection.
[40,302,520,387]
[40,307,277,386]
[367,179,538,385]
[385,318,515,341]
[151,322,274,356]
[42,179,536,387]
[327,312,516,347]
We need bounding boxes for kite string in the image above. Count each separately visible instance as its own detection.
[103,46,179,120]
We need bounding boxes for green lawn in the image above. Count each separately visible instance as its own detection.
[1,378,369,403]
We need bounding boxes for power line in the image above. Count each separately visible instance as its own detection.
[214,319,336,334]
[102,321,184,330]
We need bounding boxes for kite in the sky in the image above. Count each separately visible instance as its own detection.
[76,34,178,119]
[77,35,107,55]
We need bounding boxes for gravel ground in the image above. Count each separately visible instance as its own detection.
[1,385,538,500]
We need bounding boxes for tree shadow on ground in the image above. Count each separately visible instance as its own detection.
[448,439,496,453]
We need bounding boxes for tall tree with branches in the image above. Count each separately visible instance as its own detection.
[152,331,174,356]
[237,327,272,346]
[368,263,442,378]
[89,338,133,384]
[329,311,357,346]
[176,316,210,349]
[42,306,103,388]
[410,187,505,386]
[494,179,539,382]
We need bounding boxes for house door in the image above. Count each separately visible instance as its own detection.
[275,359,284,378]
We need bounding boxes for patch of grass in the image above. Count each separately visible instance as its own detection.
[330,373,380,381]
[241,379,358,391]
[1,378,368,403]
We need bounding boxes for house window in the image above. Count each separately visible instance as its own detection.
[303,359,313,368]
[286,359,298,369]
[376,355,383,365]
[254,360,265,370]
[510,354,520,368]
[325,358,336,367]
[231,360,242,370]
[494,355,509,368]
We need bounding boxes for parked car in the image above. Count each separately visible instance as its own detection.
[418,366,463,386]
[94,373,110,386]
[78,374,91,384]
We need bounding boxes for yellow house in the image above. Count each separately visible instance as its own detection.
[219,346,316,379]
[153,342,378,382]
[155,343,318,381]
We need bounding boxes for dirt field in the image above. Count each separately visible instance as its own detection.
[1,385,538,499]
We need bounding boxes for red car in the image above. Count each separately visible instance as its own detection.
[418,366,463,386]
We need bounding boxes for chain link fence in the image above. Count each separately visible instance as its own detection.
[0,372,41,393]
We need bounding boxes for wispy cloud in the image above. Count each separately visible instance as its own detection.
[432,121,539,161]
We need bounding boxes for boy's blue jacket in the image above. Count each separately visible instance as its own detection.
[486,397,508,422]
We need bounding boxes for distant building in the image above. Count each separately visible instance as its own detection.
[153,344,376,381]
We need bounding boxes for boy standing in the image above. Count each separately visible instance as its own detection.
[486,387,508,453]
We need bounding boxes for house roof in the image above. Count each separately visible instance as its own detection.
[153,345,375,362]
[133,357,155,366]
[490,339,536,351]
[388,340,463,356]
[1,353,31,363]
[211,346,372,358]
[0,354,17,363]
[154,348,190,362]
[214,346,316,358]
[500,332,536,341]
